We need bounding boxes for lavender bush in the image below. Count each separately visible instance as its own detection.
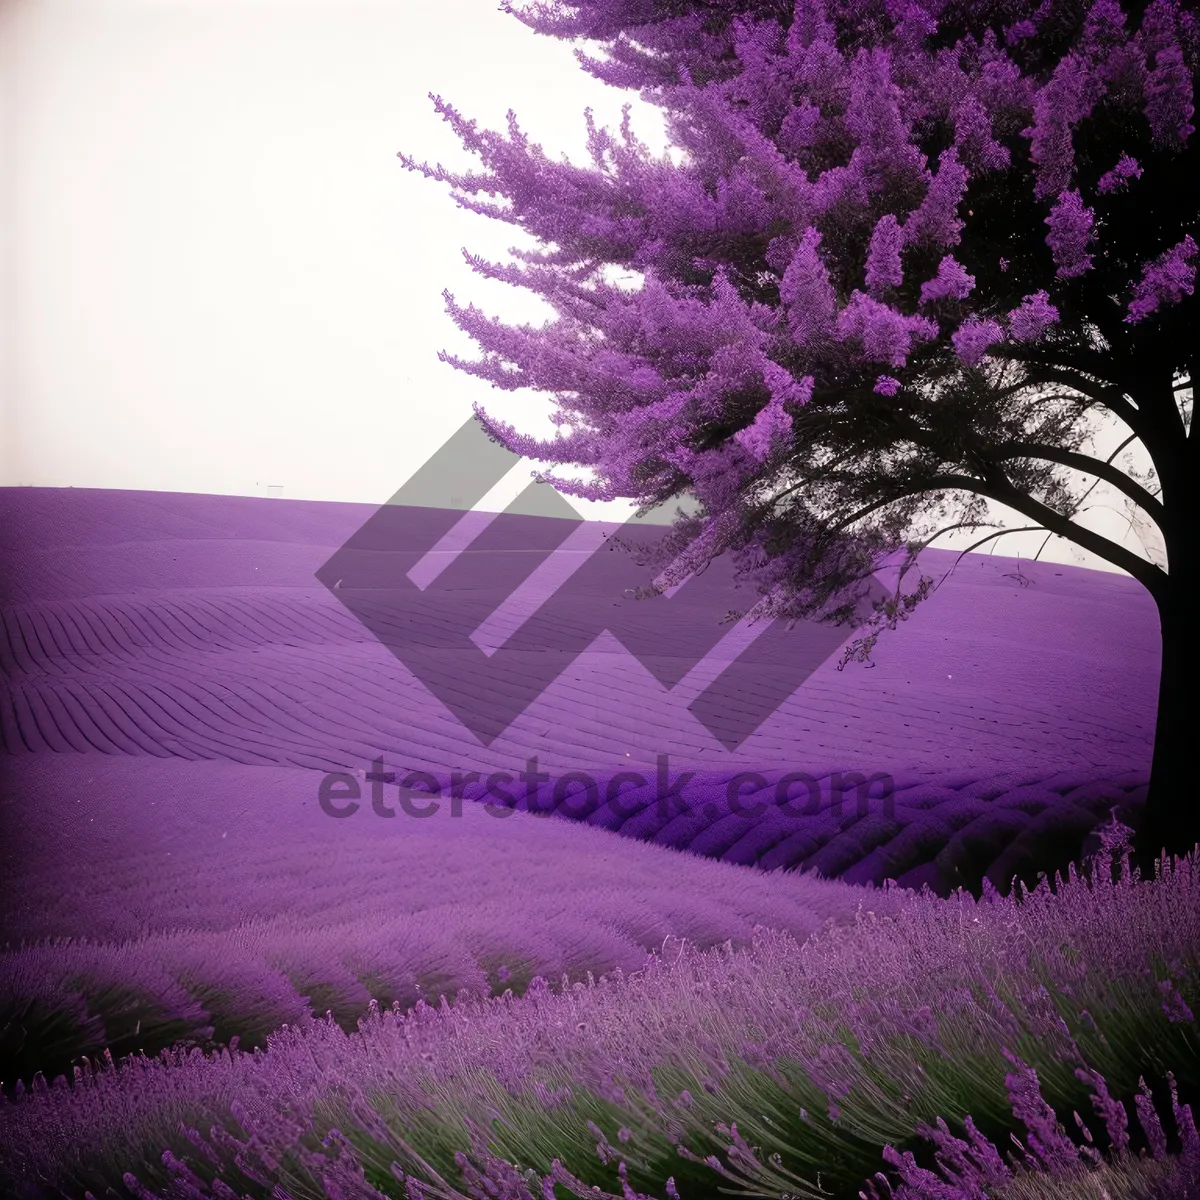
[0,800,915,1081]
[2,826,1195,1200]
[862,1063,1200,1199]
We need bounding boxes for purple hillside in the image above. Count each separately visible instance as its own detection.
[0,484,1159,906]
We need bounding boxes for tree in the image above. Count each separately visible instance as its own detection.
[397,0,1198,880]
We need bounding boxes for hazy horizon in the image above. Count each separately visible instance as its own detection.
[0,0,1174,578]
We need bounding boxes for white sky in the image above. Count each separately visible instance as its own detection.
[0,0,1172,576]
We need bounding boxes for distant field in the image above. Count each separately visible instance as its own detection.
[0,485,1159,896]
[0,486,1157,774]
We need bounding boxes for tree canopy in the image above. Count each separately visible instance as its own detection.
[398,0,1198,868]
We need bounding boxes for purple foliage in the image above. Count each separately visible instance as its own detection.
[918,257,976,306]
[1145,41,1196,147]
[735,390,800,462]
[1006,290,1059,342]
[1,849,1196,1199]
[902,149,969,253]
[1075,1064,1131,1160]
[0,483,1164,923]
[1044,190,1095,279]
[1000,1050,1082,1174]
[1026,53,1102,200]
[4,0,1200,1187]
[837,292,940,368]
[866,214,905,296]
[393,0,1195,673]
[1125,234,1198,322]
[950,318,1004,367]
[872,1062,1200,1199]
[780,226,839,354]
[1096,151,1143,193]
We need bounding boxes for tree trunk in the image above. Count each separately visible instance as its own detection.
[1134,567,1200,881]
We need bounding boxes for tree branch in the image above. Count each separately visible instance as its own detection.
[818,469,1165,600]
[826,474,988,535]
[935,526,1046,589]
[990,441,1166,531]
[968,474,1167,600]
[987,355,1147,436]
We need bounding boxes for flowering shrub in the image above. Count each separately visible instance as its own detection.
[864,1063,1200,1200]
[1,831,1195,1200]
[0,797,914,1083]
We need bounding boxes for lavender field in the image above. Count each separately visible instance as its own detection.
[1,486,1196,1199]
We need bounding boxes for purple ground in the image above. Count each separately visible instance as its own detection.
[0,485,1161,915]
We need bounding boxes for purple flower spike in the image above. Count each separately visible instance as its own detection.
[1045,190,1095,279]
[952,318,1004,366]
[1097,153,1143,194]
[1007,291,1059,342]
[1125,235,1198,323]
